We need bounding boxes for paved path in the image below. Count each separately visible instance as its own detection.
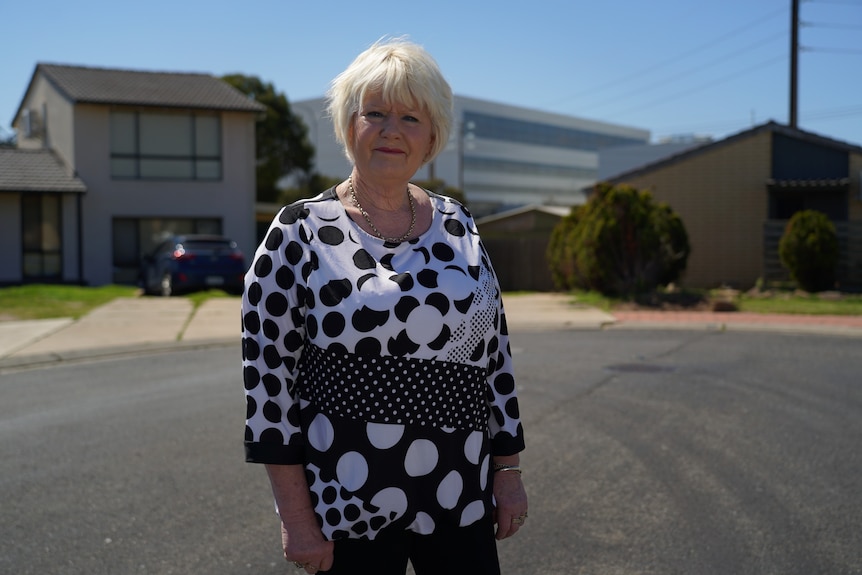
[1,293,860,370]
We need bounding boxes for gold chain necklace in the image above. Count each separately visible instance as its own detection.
[348,176,416,243]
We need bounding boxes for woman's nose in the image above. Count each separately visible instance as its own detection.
[379,115,399,136]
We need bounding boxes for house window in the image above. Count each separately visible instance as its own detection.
[111,217,221,284]
[110,111,222,180]
[21,194,62,281]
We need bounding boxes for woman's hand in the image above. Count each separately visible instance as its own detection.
[266,464,334,572]
[492,461,529,540]
[279,508,334,573]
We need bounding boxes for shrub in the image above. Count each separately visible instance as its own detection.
[778,210,838,292]
[546,206,582,290]
[547,182,690,296]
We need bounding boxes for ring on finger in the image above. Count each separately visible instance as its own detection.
[512,511,528,525]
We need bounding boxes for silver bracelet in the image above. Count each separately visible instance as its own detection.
[493,464,522,474]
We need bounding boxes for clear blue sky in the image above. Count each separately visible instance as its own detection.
[3,0,861,146]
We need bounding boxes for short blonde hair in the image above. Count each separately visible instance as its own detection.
[326,37,453,164]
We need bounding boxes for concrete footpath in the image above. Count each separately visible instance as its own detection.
[1,293,861,370]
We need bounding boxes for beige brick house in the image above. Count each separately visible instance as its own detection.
[607,121,862,290]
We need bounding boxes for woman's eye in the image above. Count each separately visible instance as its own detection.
[404,115,419,122]
[365,111,384,118]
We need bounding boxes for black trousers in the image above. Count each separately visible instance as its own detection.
[323,517,501,575]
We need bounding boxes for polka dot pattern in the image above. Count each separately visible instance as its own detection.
[242,188,524,541]
[301,343,488,430]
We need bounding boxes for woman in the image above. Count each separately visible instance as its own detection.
[242,37,527,575]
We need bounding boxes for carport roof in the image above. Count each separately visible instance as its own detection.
[0,148,87,193]
[766,177,850,191]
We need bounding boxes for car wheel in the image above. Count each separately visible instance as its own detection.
[142,275,156,296]
[160,274,173,297]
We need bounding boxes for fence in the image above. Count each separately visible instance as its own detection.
[482,236,556,292]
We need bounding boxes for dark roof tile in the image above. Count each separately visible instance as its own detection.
[0,148,87,192]
[36,63,266,112]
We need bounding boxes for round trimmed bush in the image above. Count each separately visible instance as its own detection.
[778,210,838,292]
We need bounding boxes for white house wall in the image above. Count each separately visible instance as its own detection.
[71,104,256,286]
[16,75,76,168]
[220,111,257,258]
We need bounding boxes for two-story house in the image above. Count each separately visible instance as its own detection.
[1,63,265,286]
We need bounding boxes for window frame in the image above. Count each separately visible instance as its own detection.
[110,109,223,181]
[21,193,63,281]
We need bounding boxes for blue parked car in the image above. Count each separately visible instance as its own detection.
[141,234,245,296]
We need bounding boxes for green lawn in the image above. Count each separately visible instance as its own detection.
[0,284,237,321]
[569,287,862,316]
[735,293,862,315]
[1,284,860,322]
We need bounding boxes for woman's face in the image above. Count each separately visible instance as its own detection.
[351,92,435,184]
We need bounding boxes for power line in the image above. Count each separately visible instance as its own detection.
[805,0,862,6]
[802,46,862,54]
[611,54,787,119]
[653,118,765,138]
[802,21,862,29]
[574,32,786,114]
[804,105,862,120]
[616,2,858,130]
[650,104,862,139]
[546,7,788,106]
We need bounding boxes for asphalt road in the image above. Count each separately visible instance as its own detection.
[1,329,860,575]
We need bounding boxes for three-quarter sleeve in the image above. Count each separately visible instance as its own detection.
[484,297,526,456]
[242,210,308,464]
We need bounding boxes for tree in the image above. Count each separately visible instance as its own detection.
[222,74,315,203]
[0,127,16,148]
[546,206,583,290]
[547,182,690,296]
[279,174,343,206]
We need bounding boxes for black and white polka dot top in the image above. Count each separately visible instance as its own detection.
[242,187,524,540]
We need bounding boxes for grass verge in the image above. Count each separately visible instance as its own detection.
[568,287,862,316]
[2,285,860,322]
[0,284,139,321]
[736,292,862,315]
[0,285,239,321]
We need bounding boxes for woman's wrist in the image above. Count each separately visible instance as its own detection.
[492,454,522,475]
[493,463,522,475]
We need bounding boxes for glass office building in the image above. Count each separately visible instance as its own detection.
[294,95,649,217]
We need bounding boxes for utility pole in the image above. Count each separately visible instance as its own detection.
[790,0,799,128]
